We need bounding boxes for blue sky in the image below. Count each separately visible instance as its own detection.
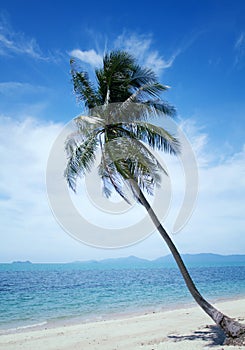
[0,0,244,262]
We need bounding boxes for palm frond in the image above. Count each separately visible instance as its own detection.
[128,122,180,155]
[95,51,136,104]
[70,60,100,108]
[74,115,104,136]
[103,121,180,155]
[104,137,165,196]
[100,100,175,126]
[64,131,99,192]
[142,100,176,117]
[102,51,135,79]
[129,66,169,97]
[130,65,157,87]
[98,149,131,203]
[98,162,113,198]
[123,83,167,105]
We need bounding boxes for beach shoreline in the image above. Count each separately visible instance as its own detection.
[1,294,244,335]
[0,297,244,349]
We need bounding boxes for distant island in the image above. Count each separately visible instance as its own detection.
[6,253,245,268]
[70,253,245,268]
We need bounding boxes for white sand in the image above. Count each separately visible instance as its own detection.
[0,298,245,350]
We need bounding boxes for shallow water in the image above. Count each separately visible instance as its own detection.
[0,263,244,331]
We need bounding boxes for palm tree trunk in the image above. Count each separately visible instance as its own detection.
[130,180,245,343]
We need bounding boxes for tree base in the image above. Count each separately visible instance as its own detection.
[224,332,245,346]
[219,315,245,346]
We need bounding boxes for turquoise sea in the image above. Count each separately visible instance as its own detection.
[0,258,245,332]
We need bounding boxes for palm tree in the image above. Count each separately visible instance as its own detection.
[65,50,245,345]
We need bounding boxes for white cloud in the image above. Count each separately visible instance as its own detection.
[145,51,177,71]
[0,13,49,60]
[168,121,245,255]
[0,82,48,96]
[69,32,181,74]
[234,32,245,67]
[178,118,210,166]
[235,32,245,50]
[69,49,103,67]
[0,81,52,121]
[114,32,181,75]
[175,150,245,254]
[114,33,152,58]
[0,116,244,262]
[0,117,61,211]
[0,117,65,261]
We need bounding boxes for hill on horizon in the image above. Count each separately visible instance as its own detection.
[70,253,245,268]
[7,253,245,268]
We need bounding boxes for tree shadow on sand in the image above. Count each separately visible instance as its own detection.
[168,325,226,347]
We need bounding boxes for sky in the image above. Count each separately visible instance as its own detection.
[0,0,244,262]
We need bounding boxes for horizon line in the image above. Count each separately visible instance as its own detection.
[1,252,245,264]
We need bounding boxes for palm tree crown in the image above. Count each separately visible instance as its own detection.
[65,51,179,202]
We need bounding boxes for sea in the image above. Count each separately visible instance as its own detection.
[0,259,245,333]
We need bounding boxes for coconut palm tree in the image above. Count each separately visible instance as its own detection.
[65,50,245,345]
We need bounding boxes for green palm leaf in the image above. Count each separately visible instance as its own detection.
[64,131,100,192]
[98,149,131,203]
[74,115,104,137]
[129,122,180,154]
[96,51,135,104]
[70,59,101,108]
[142,100,176,117]
[103,137,164,197]
[129,65,158,87]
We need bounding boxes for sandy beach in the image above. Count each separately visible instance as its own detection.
[0,298,244,350]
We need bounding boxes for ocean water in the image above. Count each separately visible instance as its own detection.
[0,262,245,332]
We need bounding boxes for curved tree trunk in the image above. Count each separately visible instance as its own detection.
[130,180,245,344]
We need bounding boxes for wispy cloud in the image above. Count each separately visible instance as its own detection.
[0,81,49,96]
[145,50,181,71]
[0,81,51,119]
[69,32,182,75]
[0,13,49,60]
[235,32,245,50]
[69,49,103,67]
[114,32,181,75]
[234,31,245,67]
[114,33,152,59]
